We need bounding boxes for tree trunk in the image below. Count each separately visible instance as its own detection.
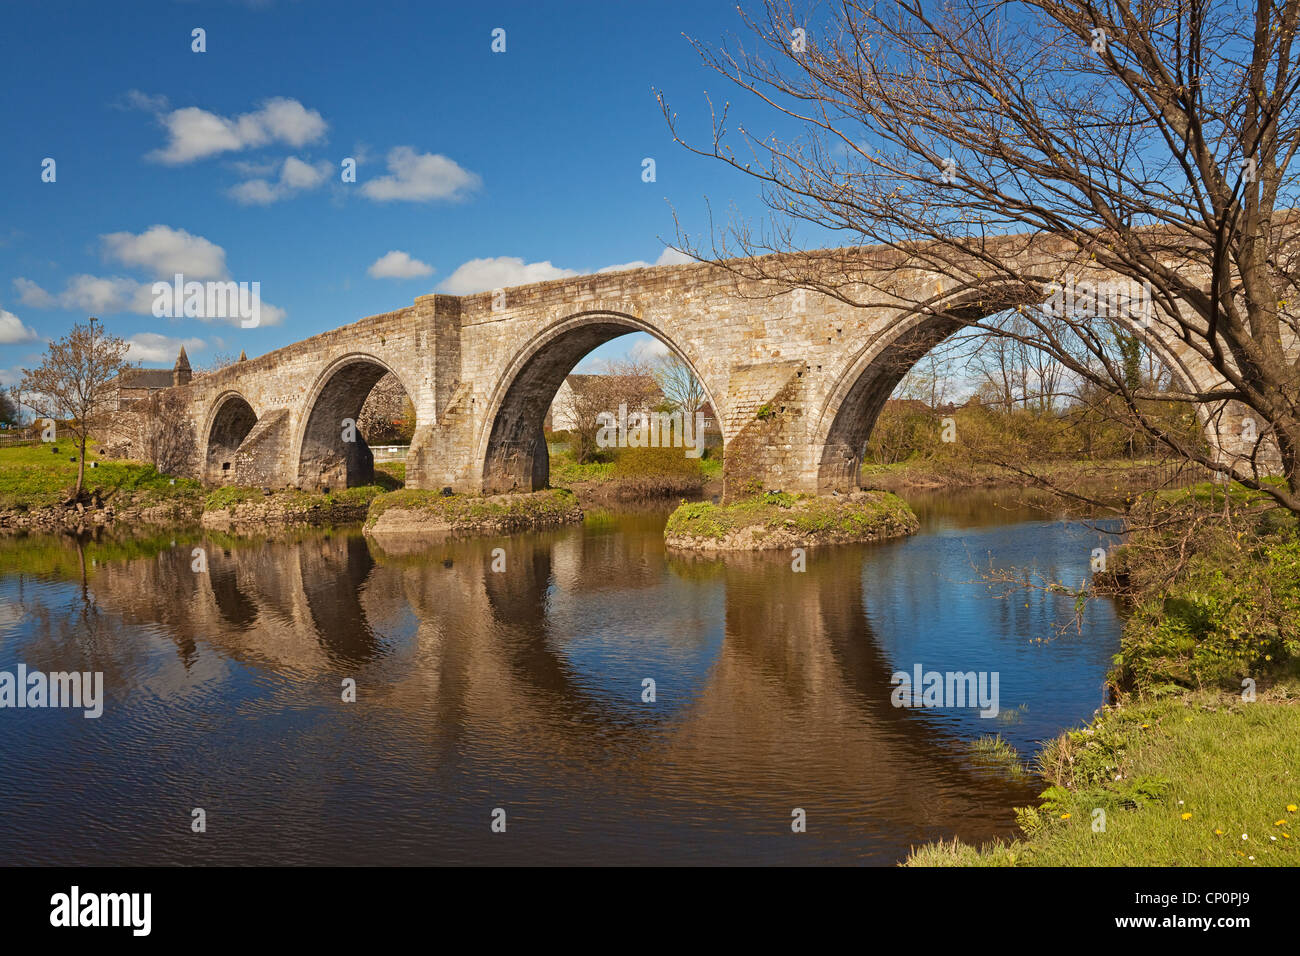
[76,433,86,496]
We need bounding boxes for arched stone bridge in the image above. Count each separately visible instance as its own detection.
[157,240,1259,496]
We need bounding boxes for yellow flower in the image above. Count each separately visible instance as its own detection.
[1215,829,1224,835]
[1275,820,1286,827]
[1060,813,1071,820]
[1181,813,1193,820]
[1287,804,1297,813]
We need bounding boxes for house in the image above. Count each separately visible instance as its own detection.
[546,373,663,432]
[111,347,193,410]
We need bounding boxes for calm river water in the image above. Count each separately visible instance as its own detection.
[0,490,1121,865]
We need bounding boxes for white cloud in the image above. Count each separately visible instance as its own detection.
[13,275,285,327]
[125,333,206,364]
[101,225,228,280]
[597,248,697,273]
[14,226,286,326]
[149,97,328,165]
[439,257,578,295]
[12,278,54,309]
[0,308,40,344]
[229,156,332,205]
[361,146,481,202]
[368,250,434,280]
[440,248,698,295]
[629,335,671,361]
[119,89,169,113]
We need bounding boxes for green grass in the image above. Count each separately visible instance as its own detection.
[665,490,917,542]
[365,486,580,529]
[0,442,201,510]
[908,684,1300,866]
[548,447,721,486]
[204,483,387,513]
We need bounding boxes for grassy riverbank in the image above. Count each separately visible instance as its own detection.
[364,487,583,540]
[907,488,1300,866]
[665,489,918,550]
[0,442,201,510]
[860,456,1185,493]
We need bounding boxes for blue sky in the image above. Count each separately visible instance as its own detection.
[0,0,813,382]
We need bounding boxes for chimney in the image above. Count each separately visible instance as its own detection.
[173,346,192,386]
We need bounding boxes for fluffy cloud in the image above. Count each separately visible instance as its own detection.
[15,275,155,315]
[125,333,206,364]
[367,250,434,280]
[439,257,578,295]
[149,97,328,165]
[101,225,228,280]
[361,147,481,202]
[14,225,286,327]
[229,156,332,205]
[597,248,697,273]
[0,308,40,344]
[439,248,697,295]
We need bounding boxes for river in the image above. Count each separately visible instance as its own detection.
[0,489,1121,865]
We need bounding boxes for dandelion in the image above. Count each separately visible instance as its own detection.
[1215,829,1224,835]
[1181,812,1193,820]
[1287,804,1297,812]
[1276,820,1286,827]
[1060,812,1071,820]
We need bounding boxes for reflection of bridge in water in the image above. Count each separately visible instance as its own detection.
[74,522,1035,855]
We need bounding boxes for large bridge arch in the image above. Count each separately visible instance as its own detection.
[812,282,1224,492]
[204,391,259,485]
[294,353,417,491]
[476,311,724,494]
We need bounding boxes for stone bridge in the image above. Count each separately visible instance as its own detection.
[150,238,1261,496]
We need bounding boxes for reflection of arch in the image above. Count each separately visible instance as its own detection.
[295,354,412,490]
[205,392,257,484]
[478,312,721,493]
[300,535,381,665]
[813,285,1214,491]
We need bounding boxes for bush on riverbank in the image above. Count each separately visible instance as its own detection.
[664,490,918,550]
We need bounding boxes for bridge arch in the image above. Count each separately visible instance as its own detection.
[204,391,258,485]
[294,353,416,491]
[812,283,1217,491]
[477,311,721,493]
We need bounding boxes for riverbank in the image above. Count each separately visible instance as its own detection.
[550,446,722,503]
[860,457,1184,493]
[364,487,583,542]
[201,485,386,531]
[907,489,1300,866]
[0,443,203,531]
[664,490,918,550]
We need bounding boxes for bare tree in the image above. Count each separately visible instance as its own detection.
[138,390,196,475]
[654,352,708,417]
[661,0,1300,511]
[556,358,663,462]
[19,317,133,497]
